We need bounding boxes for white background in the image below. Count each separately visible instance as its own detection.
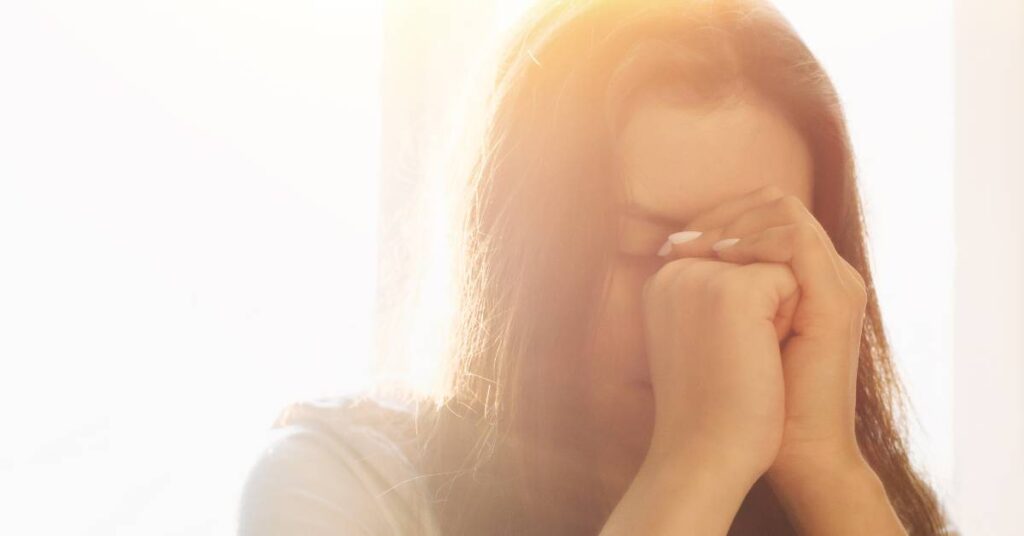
[1,0,1017,534]
[1,2,381,533]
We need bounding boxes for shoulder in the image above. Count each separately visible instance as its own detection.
[237,393,442,536]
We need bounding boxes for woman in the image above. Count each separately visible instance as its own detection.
[239,0,957,534]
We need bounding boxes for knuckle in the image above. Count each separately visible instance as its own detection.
[834,257,868,309]
[644,263,673,297]
[791,222,820,246]
[849,264,867,291]
[806,297,849,325]
[758,184,785,201]
[852,290,868,314]
[779,194,807,216]
[703,270,752,306]
[650,257,698,296]
[643,262,671,296]
[848,270,869,308]
[669,259,708,293]
[725,211,756,236]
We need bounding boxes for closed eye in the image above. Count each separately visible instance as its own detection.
[615,251,666,267]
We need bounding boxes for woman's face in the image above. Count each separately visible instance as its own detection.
[581,86,815,492]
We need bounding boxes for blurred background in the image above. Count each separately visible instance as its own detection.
[0,0,1019,534]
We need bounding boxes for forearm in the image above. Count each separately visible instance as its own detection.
[766,454,907,536]
[599,449,759,536]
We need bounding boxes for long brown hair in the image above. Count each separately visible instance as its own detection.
[395,0,954,534]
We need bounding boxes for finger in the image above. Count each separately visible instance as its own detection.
[736,262,803,343]
[654,185,787,257]
[835,257,869,337]
[663,195,836,260]
[712,223,850,325]
[775,284,801,342]
[731,260,802,329]
[651,249,802,344]
[683,184,787,232]
[720,195,838,257]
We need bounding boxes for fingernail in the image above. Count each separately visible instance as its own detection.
[656,240,672,257]
[712,238,740,252]
[668,230,702,244]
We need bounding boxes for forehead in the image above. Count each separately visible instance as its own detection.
[614,89,814,225]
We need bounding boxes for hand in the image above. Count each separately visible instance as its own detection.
[640,209,802,482]
[658,185,869,480]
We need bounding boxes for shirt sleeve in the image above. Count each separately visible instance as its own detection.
[237,421,440,536]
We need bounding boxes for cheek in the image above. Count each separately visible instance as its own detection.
[581,266,658,460]
[587,265,652,382]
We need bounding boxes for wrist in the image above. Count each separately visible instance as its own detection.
[605,446,758,535]
[765,453,906,535]
[766,445,871,494]
[640,442,763,496]
[646,433,774,486]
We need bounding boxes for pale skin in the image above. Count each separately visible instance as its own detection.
[578,86,908,534]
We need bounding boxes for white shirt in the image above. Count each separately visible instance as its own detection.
[238,395,443,535]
